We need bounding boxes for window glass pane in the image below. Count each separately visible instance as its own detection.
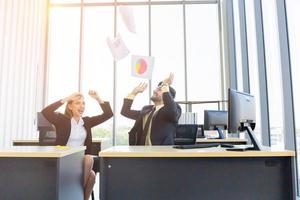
[47,7,80,111]
[115,6,149,145]
[286,0,300,193]
[233,0,243,91]
[245,0,262,142]
[82,7,114,140]
[261,0,284,147]
[185,4,221,123]
[151,5,185,101]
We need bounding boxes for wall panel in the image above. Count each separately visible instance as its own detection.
[0,0,48,147]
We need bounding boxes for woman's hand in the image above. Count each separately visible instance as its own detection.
[131,82,148,96]
[89,90,104,104]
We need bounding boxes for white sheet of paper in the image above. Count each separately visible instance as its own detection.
[131,55,154,79]
[119,6,136,33]
[204,130,219,139]
[106,34,130,61]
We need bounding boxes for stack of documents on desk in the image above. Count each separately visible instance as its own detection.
[178,112,197,124]
[204,130,219,139]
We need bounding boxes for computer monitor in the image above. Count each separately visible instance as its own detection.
[228,89,256,132]
[203,110,228,139]
[227,89,262,150]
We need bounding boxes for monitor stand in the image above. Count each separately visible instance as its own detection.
[226,123,262,151]
[243,125,262,151]
[215,127,225,139]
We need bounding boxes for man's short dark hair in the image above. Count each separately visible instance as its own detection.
[158,82,176,99]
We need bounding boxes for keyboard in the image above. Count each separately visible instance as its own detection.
[226,146,258,151]
[173,143,219,149]
[220,143,234,148]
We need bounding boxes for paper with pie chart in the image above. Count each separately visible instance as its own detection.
[131,55,154,79]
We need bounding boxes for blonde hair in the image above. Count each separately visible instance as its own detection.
[64,94,84,119]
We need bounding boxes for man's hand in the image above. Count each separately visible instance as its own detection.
[163,73,174,86]
[131,82,148,96]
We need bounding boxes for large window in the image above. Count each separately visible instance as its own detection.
[286,0,300,192]
[233,0,243,92]
[185,4,222,123]
[47,7,80,107]
[115,6,149,144]
[261,0,284,147]
[46,1,223,144]
[151,5,185,102]
[82,7,114,139]
[244,0,262,142]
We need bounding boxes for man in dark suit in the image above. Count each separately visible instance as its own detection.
[121,73,182,145]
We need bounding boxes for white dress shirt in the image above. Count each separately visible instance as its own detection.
[67,117,87,147]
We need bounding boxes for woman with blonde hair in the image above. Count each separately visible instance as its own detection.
[42,90,113,200]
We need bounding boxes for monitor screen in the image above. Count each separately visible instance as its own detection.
[228,89,256,133]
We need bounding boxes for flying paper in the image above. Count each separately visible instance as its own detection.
[106,34,130,61]
[119,6,136,33]
[131,55,154,79]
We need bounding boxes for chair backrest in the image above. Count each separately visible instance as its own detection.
[37,112,56,145]
[174,124,198,145]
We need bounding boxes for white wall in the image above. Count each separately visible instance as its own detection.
[0,0,48,147]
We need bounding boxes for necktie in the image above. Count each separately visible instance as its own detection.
[140,107,156,145]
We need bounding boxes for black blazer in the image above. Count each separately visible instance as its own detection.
[41,100,113,154]
[121,92,182,145]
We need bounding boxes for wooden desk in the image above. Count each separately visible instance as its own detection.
[12,138,110,156]
[0,146,85,200]
[196,138,247,144]
[99,146,295,200]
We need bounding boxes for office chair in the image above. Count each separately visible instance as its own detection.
[91,156,100,200]
[174,124,198,145]
[91,191,95,200]
[37,112,56,145]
